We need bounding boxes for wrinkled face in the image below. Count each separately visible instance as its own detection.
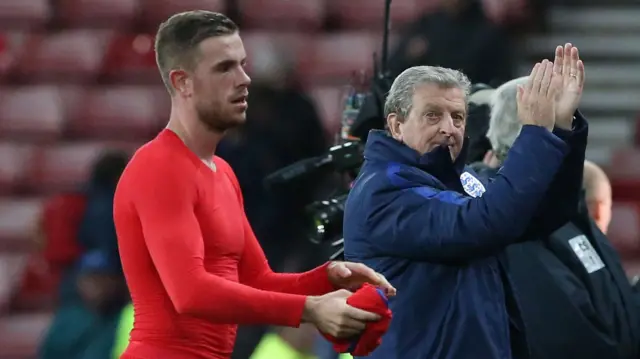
[387,83,466,159]
[174,32,251,132]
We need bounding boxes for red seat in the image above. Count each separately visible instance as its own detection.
[301,33,379,85]
[0,253,30,312]
[0,32,29,81]
[57,0,140,28]
[0,0,51,30]
[0,312,53,358]
[608,202,640,257]
[28,142,139,193]
[70,86,168,139]
[242,32,309,79]
[0,143,36,195]
[308,86,343,134]
[327,0,422,29]
[0,86,69,141]
[16,30,113,82]
[608,148,640,202]
[239,0,326,31]
[609,147,640,179]
[102,33,159,84]
[28,143,108,193]
[138,0,226,30]
[0,198,43,252]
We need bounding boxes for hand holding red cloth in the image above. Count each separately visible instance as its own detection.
[322,283,392,356]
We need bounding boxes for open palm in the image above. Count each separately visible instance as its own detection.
[553,43,585,129]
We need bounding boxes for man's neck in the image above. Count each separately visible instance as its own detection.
[167,105,224,166]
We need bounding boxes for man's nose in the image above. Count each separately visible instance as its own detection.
[439,114,455,134]
[238,67,251,87]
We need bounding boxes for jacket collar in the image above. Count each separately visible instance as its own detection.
[364,130,470,177]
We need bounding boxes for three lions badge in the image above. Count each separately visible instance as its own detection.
[460,172,486,198]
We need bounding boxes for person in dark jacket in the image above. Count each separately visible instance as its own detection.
[343,44,587,359]
[474,75,640,359]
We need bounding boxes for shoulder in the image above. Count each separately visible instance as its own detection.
[117,139,197,196]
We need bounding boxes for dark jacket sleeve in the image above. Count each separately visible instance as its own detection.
[364,125,570,262]
[526,111,588,238]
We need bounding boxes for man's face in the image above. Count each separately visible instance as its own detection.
[190,32,251,132]
[388,83,466,159]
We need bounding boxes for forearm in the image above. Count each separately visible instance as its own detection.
[169,269,308,326]
[529,112,588,236]
[246,262,335,296]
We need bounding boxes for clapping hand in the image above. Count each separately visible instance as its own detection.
[552,43,585,129]
[517,59,562,131]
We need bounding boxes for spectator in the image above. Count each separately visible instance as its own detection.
[39,150,130,359]
[474,73,639,359]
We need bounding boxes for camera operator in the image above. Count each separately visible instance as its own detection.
[471,68,640,359]
[342,43,588,359]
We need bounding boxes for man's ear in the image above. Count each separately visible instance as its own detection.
[386,113,403,141]
[587,199,602,222]
[169,69,191,98]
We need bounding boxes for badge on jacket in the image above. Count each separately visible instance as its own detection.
[568,235,606,273]
[460,172,486,198]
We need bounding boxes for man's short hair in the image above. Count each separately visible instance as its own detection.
[384,66,471,120]
[486,76,528,161]
[155,10,239,94]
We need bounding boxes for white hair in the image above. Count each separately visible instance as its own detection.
[384,65,471,120]
[486,76,528,161]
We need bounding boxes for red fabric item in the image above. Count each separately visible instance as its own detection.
[41,193,86,269]
[322,283,392,356]
[114,129,336,359]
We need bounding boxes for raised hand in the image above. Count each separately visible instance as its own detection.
[303,289,381,339]
[517,59,562,131]
[553,43,585,129]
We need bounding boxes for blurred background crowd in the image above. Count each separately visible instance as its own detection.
[1,0,639,358]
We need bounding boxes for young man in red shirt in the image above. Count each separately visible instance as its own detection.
[113,11,395,359]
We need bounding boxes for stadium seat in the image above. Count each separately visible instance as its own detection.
[0,32,28,81]
[16,30,113,83]
[608,202,640,257]
[308,86,344,134]
[609,147,640,178]
[27,141,140,193]
[102,33,159,84]
[0,312,52,358]
[0,143,36,195]
[138,0,226,30]
[608,148,640,202]
[0,253,29,307]
[0,86,69,141]
[326,0,423,30]
[69,86,168,139]
[0,198,43,252]
[239,0,326,31]
[242,32,309,79]
[301,33,379,85]
[0,0,52,30]
[56,0,140,28]
[28,142,109,193]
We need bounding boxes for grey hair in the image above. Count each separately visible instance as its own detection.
[486,76,528,161]
[384,65,471,120]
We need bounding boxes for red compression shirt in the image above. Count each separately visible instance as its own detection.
[114,129,335,359]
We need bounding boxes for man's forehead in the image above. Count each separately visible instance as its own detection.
[197,33,245,60]
[413,84,467,110]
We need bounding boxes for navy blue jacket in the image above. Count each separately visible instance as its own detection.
[343,121,584,359]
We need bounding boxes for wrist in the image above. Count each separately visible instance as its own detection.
[302,296,319,323]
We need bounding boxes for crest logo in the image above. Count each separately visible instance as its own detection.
[460,172,486,198]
